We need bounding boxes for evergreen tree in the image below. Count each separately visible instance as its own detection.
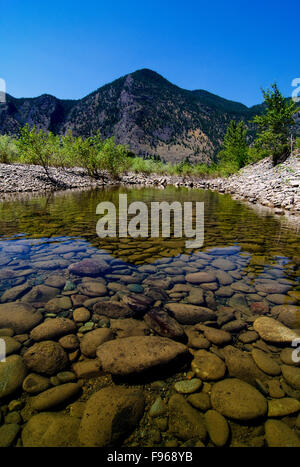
[253,83,296,165]
[219,120,248,169]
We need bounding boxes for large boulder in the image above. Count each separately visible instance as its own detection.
[79,387,144,446]
[0,302,42,333]
[30,318,77,341]
[0,355,27,399]
[211,378,267,421]
[23,341,68,375]
[96,336,188,376]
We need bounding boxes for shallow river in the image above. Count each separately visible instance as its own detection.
[0,186,299,447]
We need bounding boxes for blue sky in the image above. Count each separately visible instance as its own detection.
[1,0,298,106]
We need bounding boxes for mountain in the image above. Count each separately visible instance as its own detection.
[0,69,298,163]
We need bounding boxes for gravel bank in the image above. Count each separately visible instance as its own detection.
[0,154,299,217]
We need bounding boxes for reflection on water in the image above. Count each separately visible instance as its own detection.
[0,186,299,447]
[0,187,299,287]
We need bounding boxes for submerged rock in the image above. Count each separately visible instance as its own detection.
[22,373,51,394]
[251,348,281,376]
[80,328,114,357]
[222,345,268,386]
[30,383,81,411]
[281,365,300,389]
[68,259,109,276]
[204,409,229,447]
[45,296,72,313]
[1,336,21,355]
[265,420,300,447]
[21,285,60,304]
[186,272,217,284]
[23,341,68,375]
[165,303,216,324]
[93,301,133,319]
[191,349,226,381]
[211,378,267,421]
[0,424,21,447]
[174,378,202,394]
[197,325,231,346]
[168,394,207,441]
[0,302,42,333]
[79,387,144,446]
[253,316,300,343]
[30,318,77,341]
[0,283,31,303]
[144,309,185,340]
[268,398,300,417]
[96,336,188,376]
[78,281,107,297]
[122,293,153,313]
[110,318,149,338]
[0,355,27,399]
[22,412,80,447]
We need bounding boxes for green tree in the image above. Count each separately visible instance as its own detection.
[253,83,296,165]
[17,124,60,181]
[218,120,248,170]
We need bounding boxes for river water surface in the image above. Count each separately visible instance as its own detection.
[0,186,299,447]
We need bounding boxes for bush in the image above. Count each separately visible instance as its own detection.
[0,135,19,163]
[129,157,166,174]
[17,124,60,180]
[97,136,130,177]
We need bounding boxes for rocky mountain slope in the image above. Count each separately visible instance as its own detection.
[0,69,299,163]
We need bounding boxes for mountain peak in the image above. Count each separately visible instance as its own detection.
[0,70,269,163]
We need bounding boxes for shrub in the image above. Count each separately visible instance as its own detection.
[17,124,60,180]
[0,135,19,163]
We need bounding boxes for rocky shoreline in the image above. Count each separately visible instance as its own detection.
[0,153,299,219]
[0,244,300,447]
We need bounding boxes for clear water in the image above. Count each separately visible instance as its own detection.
[0,186,299,447]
